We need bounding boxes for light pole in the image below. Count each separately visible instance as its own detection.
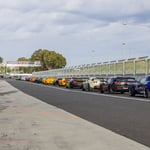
[122,42,126,59]
[91,50,95,63]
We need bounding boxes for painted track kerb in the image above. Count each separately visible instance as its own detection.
[27,81,150,103]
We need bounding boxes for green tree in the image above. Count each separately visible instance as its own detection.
[0,56,3,63]
[17,57,30,61]
[6,67,11,74]
[30,49,43,61]
[31,49,67,70]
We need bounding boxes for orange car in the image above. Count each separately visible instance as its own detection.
[45,77,56,85]
[29,77,38,82]
[41,77,47,84]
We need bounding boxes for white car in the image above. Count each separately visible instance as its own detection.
[82,77,105,91]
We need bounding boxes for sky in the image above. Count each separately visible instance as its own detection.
[0,0,150,66]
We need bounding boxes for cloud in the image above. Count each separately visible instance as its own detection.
[0,0,150,65]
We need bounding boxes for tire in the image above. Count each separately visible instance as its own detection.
[129,88,135,96]
[99,86,104,93]
[70,83,73,89]
[88,84,91,91]
[120,91,124,94]
[82,85,85,91]
[108,86,113,94]
[100,89,104,93]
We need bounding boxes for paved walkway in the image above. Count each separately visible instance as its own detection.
[0,80,149,150]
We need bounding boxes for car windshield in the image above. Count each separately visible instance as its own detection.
[116,78,135,82]
[94,78,104,81]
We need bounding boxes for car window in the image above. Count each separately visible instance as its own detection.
[115,78,135,82]
[124,78,136,82]
[115,78,125,82]
[94,78,103,81]
[107,78,112,83]
[126,78,136,82]
[140,78,146,84]
[147,76,150,81]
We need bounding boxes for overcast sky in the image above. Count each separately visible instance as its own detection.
[0,0,150,66]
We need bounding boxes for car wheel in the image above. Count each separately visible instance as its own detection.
[88,84,91,91]
[120,91,124,94]
[80,85,83,89]
[108,86,113,94]
[129,88,135,96]
[70,84,73,89]
[99,86,104,93]
[82,86,85,91]
[100,89,104,93]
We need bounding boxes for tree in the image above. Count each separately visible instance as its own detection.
[0,57,3,63]
[30,49,43,61]
[31,49,67,70]
[17,57,30,61]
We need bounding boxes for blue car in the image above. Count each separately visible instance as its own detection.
[129,76,150,98]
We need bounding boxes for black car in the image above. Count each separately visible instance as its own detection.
[66,78,86,89]
[53,78,62,86]
[129,76,150,98]
[99,76,136,94]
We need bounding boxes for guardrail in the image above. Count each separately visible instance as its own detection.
[32,56,150,77]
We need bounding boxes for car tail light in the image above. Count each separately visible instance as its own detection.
[93,81,98,83]
[114,81,121,84]
[72,81,77,83]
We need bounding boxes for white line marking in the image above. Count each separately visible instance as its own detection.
[25,81,150,103]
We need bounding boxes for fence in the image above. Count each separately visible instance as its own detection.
[32,56,150,77]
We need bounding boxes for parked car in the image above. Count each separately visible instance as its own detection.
[43,77,56,85]
[82,77,106,91]
[99,76,136,94]
[53,78,70,86]
[129,76,150,98]
[66,78,87,89]
[34,77,44,83]
[53,78,62,86]
[28,77,38,82]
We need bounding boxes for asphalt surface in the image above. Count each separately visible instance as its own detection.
[7,79,150,148]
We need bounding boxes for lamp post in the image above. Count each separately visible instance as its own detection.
[122,42,126,59]
[91,50,95,63]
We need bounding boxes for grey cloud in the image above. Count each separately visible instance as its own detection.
[0,0,150,65]
[63,0,150,24]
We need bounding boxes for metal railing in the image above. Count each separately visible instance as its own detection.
[32,56,150,77]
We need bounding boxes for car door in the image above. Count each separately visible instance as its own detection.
[146,76,150,90]
[138,77,147,93]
